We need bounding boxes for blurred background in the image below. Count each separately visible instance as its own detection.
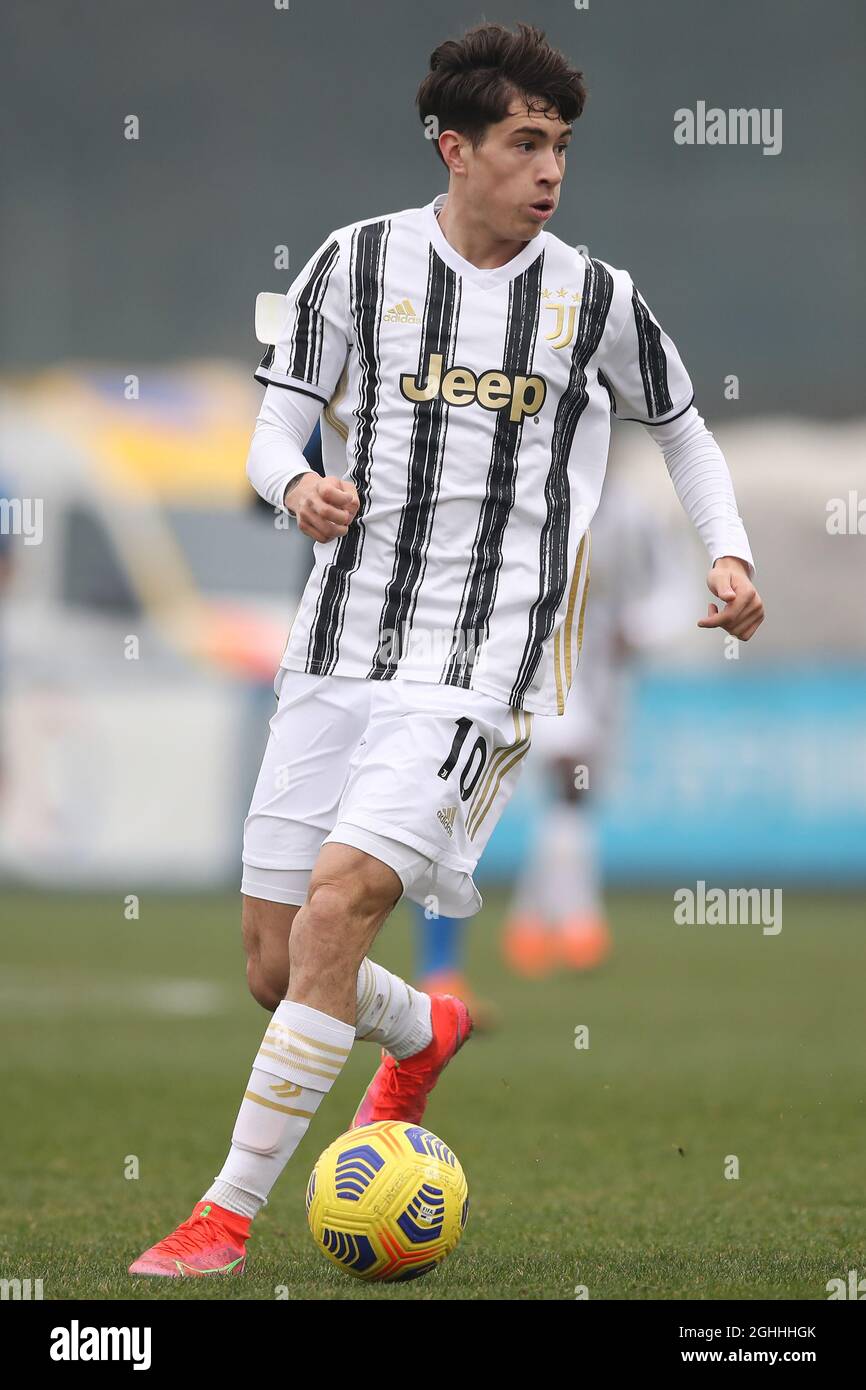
[0,0,864,1300]
[1,0,863,891]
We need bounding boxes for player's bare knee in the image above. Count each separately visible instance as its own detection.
[240,895,296,1008]
[245,957,283,1012]
[301,879,372,946]
[309,860,398,930]
[292,882,389,981]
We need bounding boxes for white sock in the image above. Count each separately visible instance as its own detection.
[512,800,601,925]
[204,1000,354,1219]
[511,815,552,922]
[355,958,432,1060]
[542,801,602,925]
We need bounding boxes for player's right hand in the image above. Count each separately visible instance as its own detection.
[284,474,359,543]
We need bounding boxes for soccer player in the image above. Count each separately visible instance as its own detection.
[130,21,763,1276]
[0,479,12,797]
[413,471,694,998]
[501,469,694,974]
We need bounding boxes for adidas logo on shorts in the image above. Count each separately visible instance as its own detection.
[437,805,457,838]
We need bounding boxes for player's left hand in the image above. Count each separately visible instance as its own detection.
[698,556,764,640]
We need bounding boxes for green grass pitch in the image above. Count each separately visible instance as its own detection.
[0,887,862,1300]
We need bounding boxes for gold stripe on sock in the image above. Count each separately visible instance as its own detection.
[267,1023,351,1058]
[358,960,376,1017]
[263,1031,345,1069]
[368,971,392,1036]
[243,1089,315,1119]
[258,1046,340,1082]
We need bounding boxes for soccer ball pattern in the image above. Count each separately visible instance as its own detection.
[307,1120,469,1281]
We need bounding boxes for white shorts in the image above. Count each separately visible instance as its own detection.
[241,668,533,918]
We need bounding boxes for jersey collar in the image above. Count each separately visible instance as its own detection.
[424,193,546,290]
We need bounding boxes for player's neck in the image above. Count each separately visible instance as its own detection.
[435,192,531,271]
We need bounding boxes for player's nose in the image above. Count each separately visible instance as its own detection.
[544,144,564,178]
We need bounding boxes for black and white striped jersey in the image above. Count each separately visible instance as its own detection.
[254,193,695,714]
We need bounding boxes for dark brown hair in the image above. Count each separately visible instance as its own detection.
[417,22,587,166]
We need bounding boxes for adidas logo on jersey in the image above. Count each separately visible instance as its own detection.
[437,805,457,837]
[384,298,422,324]
[401,352,547,423]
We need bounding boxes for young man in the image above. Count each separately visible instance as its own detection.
[130,21,763,1276]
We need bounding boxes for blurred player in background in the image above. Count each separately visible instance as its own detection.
[0,479,13,796]
[411,468,692,1010]
[501,469,691,977]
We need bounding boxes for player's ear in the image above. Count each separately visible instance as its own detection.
[438,129,467,176]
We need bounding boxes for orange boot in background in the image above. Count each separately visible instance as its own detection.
[557,915,613,971]
[501,915,558,979]
[418,970,501,1033]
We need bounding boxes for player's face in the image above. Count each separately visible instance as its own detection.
[467,103,571,238]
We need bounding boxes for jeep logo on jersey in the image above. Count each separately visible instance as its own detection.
[400,353,546,423]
